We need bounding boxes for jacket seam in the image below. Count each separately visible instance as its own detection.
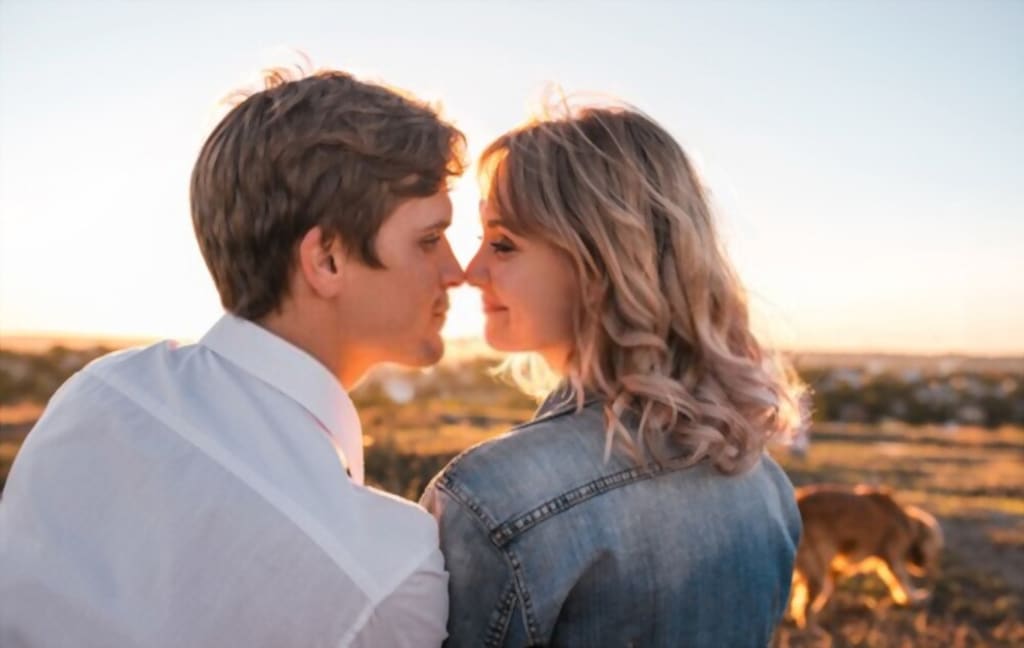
[482,581,518,648]
[504,546,541,644]
[438,460,689,645]
[435,398,601,491]
[435,481,532,645]
[437,473,501,530]
[490,463,672,547]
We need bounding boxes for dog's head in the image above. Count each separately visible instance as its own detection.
[904,505,943,578]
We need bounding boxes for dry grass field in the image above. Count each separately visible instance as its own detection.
[356,394,1024,647]
[2,355,1022,647]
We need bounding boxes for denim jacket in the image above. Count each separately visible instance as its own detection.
[421,391,802,647]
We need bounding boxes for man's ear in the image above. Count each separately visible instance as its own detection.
[297,226,345,298]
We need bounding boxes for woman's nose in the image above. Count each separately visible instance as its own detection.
[464,247,488,288]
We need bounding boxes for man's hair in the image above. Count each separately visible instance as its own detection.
[190,67,466,320]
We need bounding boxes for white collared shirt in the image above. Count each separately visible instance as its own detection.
[0,314,448,648]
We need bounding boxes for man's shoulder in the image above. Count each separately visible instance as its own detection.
[81,340,195,383]
[339,484,444,600]
[19,342,176,438]
[353,483,441,547]
[342,491,449,646]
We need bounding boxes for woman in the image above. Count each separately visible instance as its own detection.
[421,103,805,647]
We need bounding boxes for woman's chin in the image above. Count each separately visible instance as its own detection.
[483,323,522,353]
[483,332,511,352]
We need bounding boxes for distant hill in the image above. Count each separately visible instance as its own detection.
[787,350,1024,373]
[2,332,1021,373]
[0,333,161,353]
[0,333,498,365]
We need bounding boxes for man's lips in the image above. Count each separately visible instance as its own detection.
[482,299,507,314]
[432,297,450,318]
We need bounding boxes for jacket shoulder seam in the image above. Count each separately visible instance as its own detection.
[434,481,536,645]
[490,463,674,546]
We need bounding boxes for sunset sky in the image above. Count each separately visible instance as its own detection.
[1,1,1021,354]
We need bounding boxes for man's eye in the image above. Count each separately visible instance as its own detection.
[421,235,441,250]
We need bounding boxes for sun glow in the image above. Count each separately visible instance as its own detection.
[1,4,1021,356]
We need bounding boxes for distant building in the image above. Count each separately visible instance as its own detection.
[956,405,986,425]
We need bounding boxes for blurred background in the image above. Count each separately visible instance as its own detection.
[1,1,1021,645]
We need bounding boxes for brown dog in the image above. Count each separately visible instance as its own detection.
[788,484,943,629]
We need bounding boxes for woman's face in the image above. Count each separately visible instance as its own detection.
[465,202,577,370]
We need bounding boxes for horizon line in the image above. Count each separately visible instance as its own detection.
[1,329,1022,360]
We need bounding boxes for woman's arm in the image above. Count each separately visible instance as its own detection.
[421,481,529,647]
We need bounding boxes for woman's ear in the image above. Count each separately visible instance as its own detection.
[297,226,345,298]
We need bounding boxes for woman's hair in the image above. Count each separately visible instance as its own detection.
[480,102,806,475]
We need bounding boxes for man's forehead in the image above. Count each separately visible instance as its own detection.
[422,192,453,229]
[387,192,452,230]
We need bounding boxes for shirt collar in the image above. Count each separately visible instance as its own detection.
[199,314,364,484]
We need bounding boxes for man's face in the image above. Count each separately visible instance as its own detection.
[337,191,463,369]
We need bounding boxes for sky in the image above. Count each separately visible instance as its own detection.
[0,1,1021,354]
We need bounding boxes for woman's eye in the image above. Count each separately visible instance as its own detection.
[421,235,441,250]
[489,237,516,254]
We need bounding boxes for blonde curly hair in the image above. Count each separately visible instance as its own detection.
[480,103,806,475]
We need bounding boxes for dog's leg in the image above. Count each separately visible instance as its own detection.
[808,569,835,617]
[797,567,829,630]
[789,572,810,629]
[889,557,930,604]
[876,558,927,606]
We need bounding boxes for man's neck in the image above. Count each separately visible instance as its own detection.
[257,310,367,391]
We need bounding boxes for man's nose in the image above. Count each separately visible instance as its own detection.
[464,248,488,288]
[440,244,465,289]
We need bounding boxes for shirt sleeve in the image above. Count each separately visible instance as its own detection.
[420,481,524,647]
[348,541,449,648]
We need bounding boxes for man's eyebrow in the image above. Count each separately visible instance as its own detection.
[421,218,452,231]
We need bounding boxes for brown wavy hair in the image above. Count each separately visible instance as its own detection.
[191,65,466,320]
[480,103,806,474]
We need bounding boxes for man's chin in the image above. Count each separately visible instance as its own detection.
[392,335,445,368]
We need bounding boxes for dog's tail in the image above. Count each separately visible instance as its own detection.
[904,505,943,546]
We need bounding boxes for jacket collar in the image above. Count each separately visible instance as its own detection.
[534,381,602,422]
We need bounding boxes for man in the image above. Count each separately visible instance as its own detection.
[0,68,466,647]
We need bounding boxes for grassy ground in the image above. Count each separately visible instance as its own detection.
[3,401,1022,647]
[359,405,1024,647]
[772,422,1024,647]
